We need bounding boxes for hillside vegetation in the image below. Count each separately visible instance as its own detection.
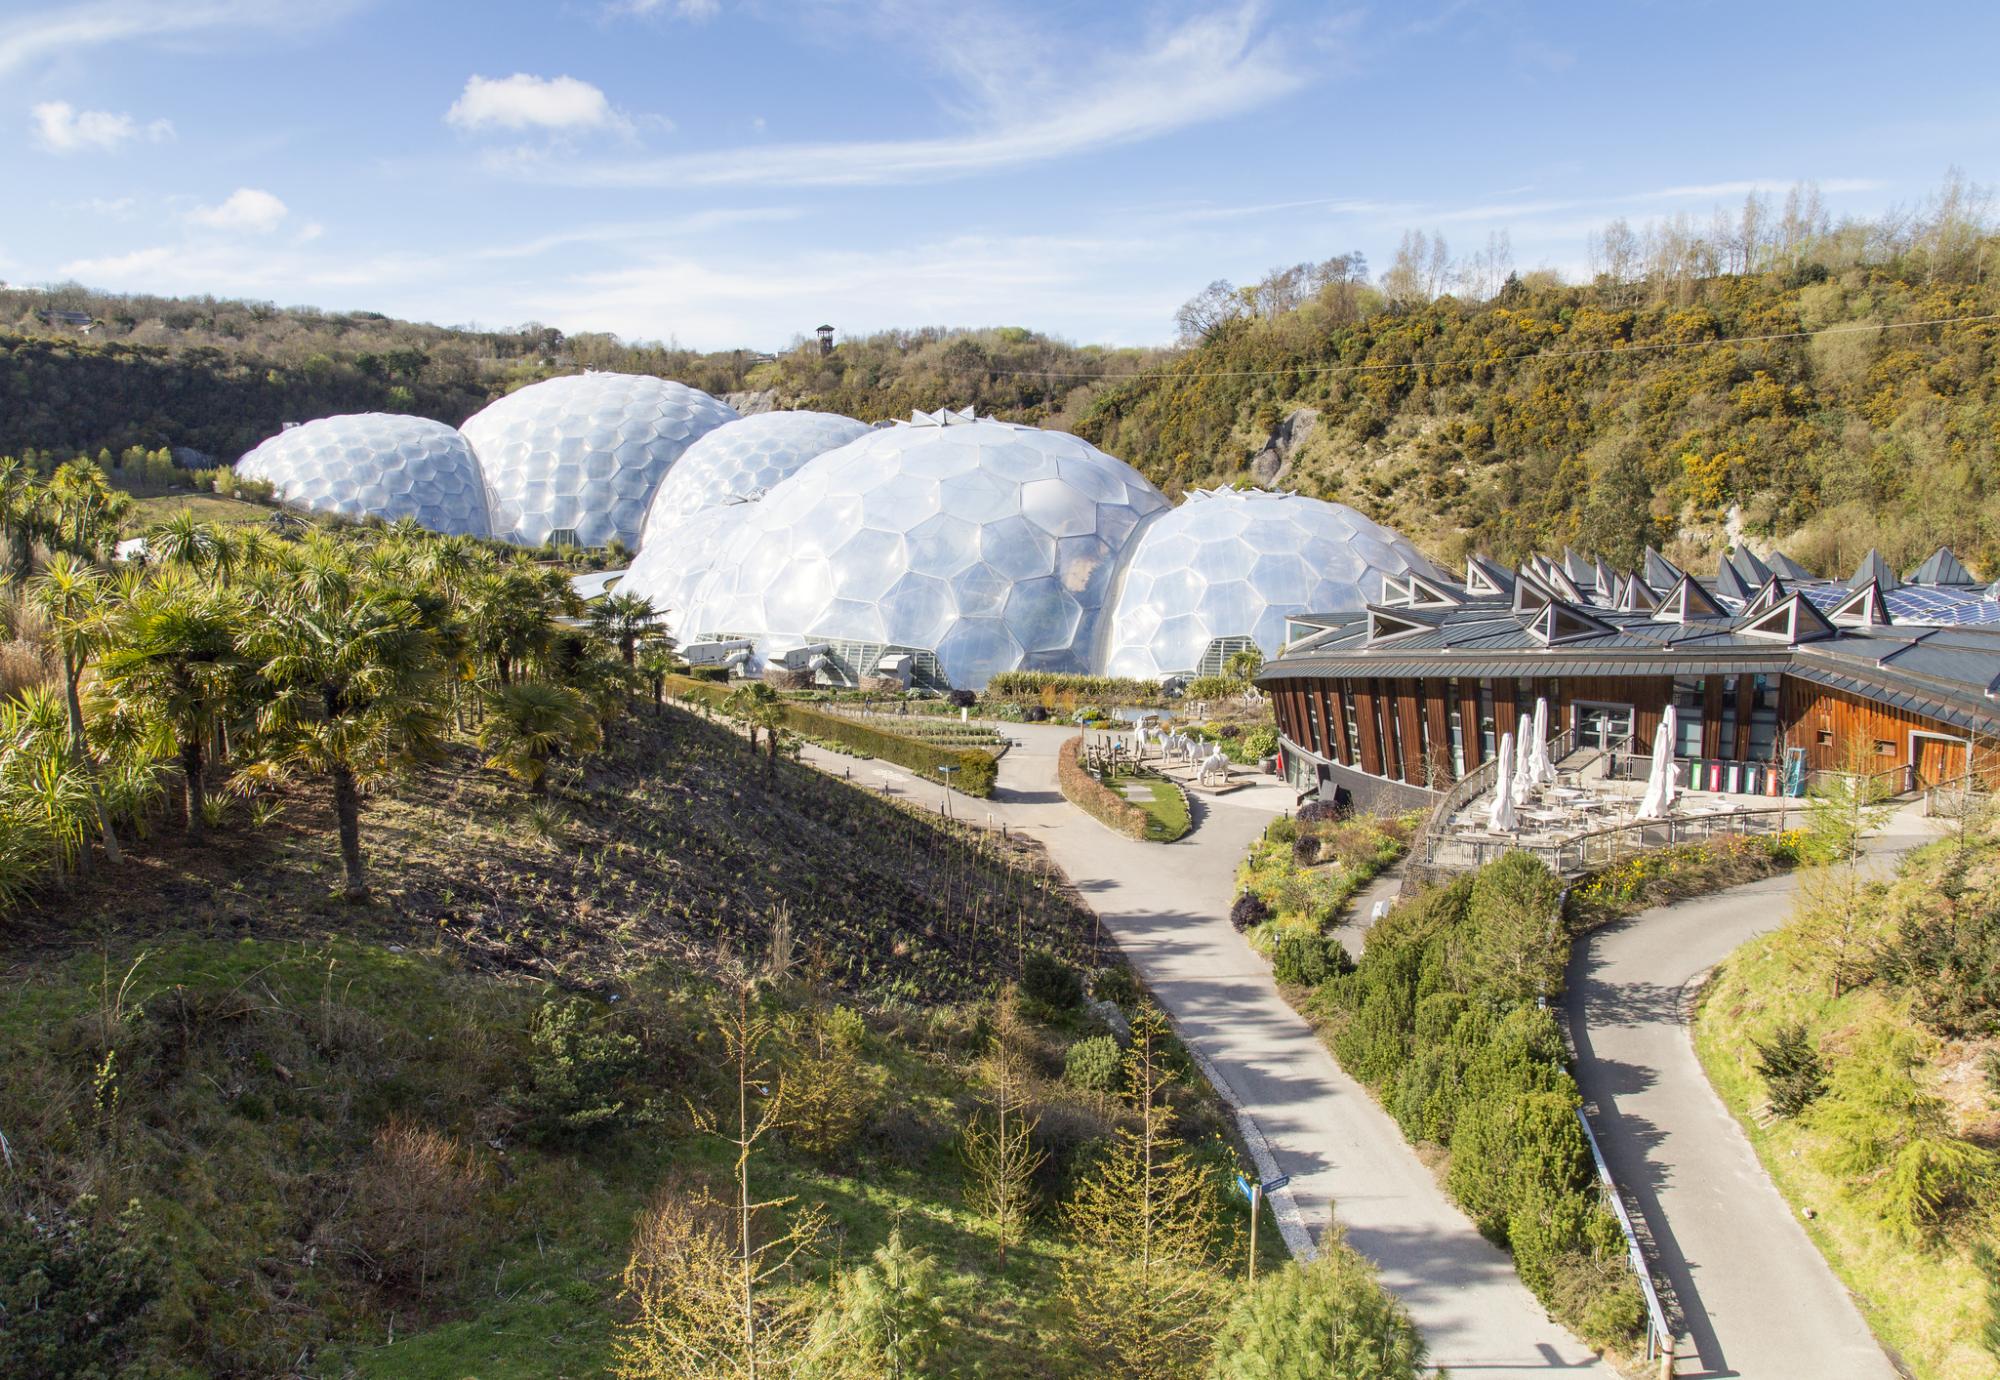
[7,177,1993,574]
[1695,802,2000,1380]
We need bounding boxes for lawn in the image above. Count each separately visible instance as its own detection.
[123,489,274,531]
[1124,774,1193,843]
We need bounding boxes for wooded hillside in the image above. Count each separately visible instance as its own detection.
[6,178,1995,573]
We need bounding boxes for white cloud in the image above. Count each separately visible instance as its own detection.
[523,3,1306,188]
[446,73,622,133]
[604,0,718,17]
[0,0,365,77]
[187,187,289,233]
[32,100,173,153]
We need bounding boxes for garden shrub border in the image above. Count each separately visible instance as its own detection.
[664,674,999,796]
[1056,734,1150,840]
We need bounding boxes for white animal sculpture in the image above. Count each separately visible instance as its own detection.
[1198,748,1230,784]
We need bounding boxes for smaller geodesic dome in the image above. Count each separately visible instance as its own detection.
[679,417,1170,688]
[235,413,492,536]
[637,410,871,539]
[1103,488,1441,679]
[460,372,738,550]
[618,502,756,635]
[620,411,870,634]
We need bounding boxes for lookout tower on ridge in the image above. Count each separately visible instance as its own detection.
[816,324,835,356]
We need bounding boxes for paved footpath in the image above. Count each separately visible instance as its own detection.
[1566,803,1936,1379]
[805,721,1597,1376]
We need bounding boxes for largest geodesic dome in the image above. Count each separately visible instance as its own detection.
[460,372,738,550]
[235,413,492,536]
[1103,488,1443,679]
[679,416,1170,688]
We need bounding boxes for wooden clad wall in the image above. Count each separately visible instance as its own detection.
[1782,680,1999,784]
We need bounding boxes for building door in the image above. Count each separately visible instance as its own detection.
[1572,701,1635,752]
[1914,734,1968,788]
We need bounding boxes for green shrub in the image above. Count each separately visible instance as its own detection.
[1065,1035,1124,1093]
[1092,966,1141,1008]
[1263,816,1298,844]
[511,997,643,1143]
[1206,1245,1427,1380]
[0,1195,160,1380]
[1752,1021,1827,1118]
[1271,931,1349,989]
[1023,950,1084,1010]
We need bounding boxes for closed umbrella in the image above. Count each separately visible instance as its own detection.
[1529,697,1554,786]
[1514,713,1534,789]
[1658,704,1678,811]
[1488,732,1518,832]
[1636,705,1678,819]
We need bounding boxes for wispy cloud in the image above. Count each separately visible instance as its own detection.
[603,0,719,19]
[0,0,364,77]
[520,3,1309,188]
[187,187,289,233]
[32,100,173,153]
[446,73,626,134]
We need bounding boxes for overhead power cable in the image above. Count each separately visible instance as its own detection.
[943,310,2000,384]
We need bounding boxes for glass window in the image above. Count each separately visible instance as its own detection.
[1747,674,1780,761]
[1673,678,1704,757]
[1478,679,1497,762]
[1379,691,1402,779]
[1416,688,1434,782]
[1343,692,1363,769]
[1718,675,1741,759]
[1448,679,1467,778]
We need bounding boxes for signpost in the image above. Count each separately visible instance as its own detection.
[1234,1172,1290,1282]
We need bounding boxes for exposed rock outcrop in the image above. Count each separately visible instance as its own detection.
[1249,408,1318,486]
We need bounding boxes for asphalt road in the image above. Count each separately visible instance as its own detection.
[807,721,1599,1376]
[1565,804,1937,1378]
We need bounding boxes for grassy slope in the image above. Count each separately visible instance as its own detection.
[1127,777,1192,843]
[0,705,1278,1378]
[122,491,274,529]
[1693,837,1998,1380]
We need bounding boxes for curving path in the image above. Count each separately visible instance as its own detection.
[1566,804,1936,1378]
[804,721,1597,1376]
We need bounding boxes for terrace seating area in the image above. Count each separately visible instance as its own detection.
[1426,749,1801,874]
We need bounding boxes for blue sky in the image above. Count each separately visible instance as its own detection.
[2,0,1996,350]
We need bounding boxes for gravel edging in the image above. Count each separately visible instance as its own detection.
[1174,1023,1319,1260]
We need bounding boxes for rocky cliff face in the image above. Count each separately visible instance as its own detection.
[1250,408,1318,486]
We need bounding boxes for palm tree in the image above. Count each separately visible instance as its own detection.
[28,554,124,866]
[0,686,96,886]
[45,459,129,560]
[0,457,44,580]
[463,566,565,686]
[479,681,601,795]
[101,577,242,838]
[589,592,659,666]
[726,682,789,781]
[636,644,677,711]
[245,559,446,900]
[147,510,225,579]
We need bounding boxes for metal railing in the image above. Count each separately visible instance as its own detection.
[1436,800,1798,877]
[1416,725,1585,866]
[1577,1104,1676,1374]
[1926,768,1997,818]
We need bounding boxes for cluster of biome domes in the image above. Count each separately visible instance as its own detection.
[234,375,1441,689]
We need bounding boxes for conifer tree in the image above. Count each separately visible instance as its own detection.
[960,987,1045,1268]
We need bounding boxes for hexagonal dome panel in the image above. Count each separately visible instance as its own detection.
[635,410,870,543]
[681,418,1169,688]
[235,413,492,536]
[459,372,737,549]
[1103,488,1443,679]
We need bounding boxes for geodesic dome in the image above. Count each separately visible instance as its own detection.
[459,372,737,549]
[637,410,870,540]
[618,502,756,635]
[1103,488,1442,679]
[235,413,491,536]
[680,418,1170,688]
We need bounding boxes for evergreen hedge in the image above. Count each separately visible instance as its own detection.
[1055,734,1149,839]
[663,674,998,796]
[1307,856,1646,1349]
